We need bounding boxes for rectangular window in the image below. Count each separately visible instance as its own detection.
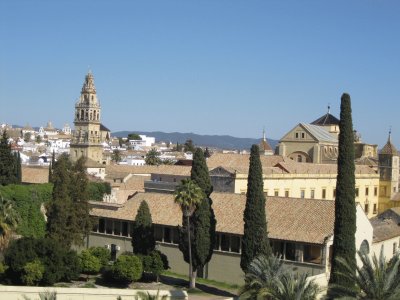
[274,190,279,197]
[122,222,129,237]
[310,190,315,199]
[301,132,305,138]
[333,189,336,198]
[322,189,326,199]
[214,234,220,250]
[304,245,322,264]
[374,187,378,196]
[295,132,299,138]
[365,187,369,196]
[230,236,241,253]
[114,221,121,236]
[285,243,296,261]
[173,227,180,244]
[98,218,105,233]
[92,219,99,232]
[154,225,163,242]
[129,222,134,237]
[164,227,171,243]
[364,204,369,214]
[373,204,377,214]
[285,190,289,197]
[105,219,113,235]
[355,188,359,198]
[300,190,305,198]
[221,234,230,252]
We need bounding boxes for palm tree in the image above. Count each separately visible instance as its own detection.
[239,255,320,300]
[329,245,400,300]
[174,178,204,289]
[0,195,19,254]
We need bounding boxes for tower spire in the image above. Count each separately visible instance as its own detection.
[262,127,266,141]
[327,104,331,114]
[388,126,392,143]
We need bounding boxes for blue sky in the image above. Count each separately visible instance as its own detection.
[0,1,399,147]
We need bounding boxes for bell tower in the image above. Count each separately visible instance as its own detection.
[70,71,104,163]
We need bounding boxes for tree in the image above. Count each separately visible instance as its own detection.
[0,131,17,185]
[15,152,22,183]
[329,246,400,300]
[184,139,195,153]
[142,251,165,282]
[145,148,161,165]
[328,93,357,296]
[24,132,32,142]
[127,133,142,140]
[132,200,155,255]
[204,147,211,158]
[173,142,183,152]
[46,154,91,248]
[175,179,204,288]
[189,148,216,286]
[239,255,320,300]
[111,149,122,163]
[112,254,143,283]
[0,196,19,254]
[36,135,42,144]
[48,151,55,183]
[241,145,271,272]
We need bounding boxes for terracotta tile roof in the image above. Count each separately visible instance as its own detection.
[105,165,191,181]
[90,192,335,245]
[207,153,284,174]
[380,140,398,155]
[22,166,49,184]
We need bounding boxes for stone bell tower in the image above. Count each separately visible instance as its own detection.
[70,71,104,164]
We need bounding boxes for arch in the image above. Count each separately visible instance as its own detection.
[288,151,311,163]
[360,240,370,254]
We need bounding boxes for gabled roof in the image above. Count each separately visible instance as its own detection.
[370,208,400,243]
[300,123,338,143]
[311,112,340,126]
[100,124,110,132]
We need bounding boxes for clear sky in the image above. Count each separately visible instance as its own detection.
[0,1,399,147]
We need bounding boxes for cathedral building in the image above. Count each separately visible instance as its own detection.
[70,71,110,167]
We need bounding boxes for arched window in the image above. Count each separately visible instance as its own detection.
[297,155,302,162]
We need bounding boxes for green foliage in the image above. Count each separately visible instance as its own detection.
[191,148,213,197]
[239,255,320,300]
[87,182,111,201]
[46,154,91,248]
[88,246,111,268]
[173,142,183,152]
[328,93,357,294]
[127,133,142,140]
[15,152,22,183]
[111,254,143,283]
[184,139,195,153]
[136,290,168,300]
[22,259,45,286]
[79,249,101,275]
[4,237,81,285]
[0,131,18,185]
[22,291,57,300]
[132,200,155,255]
[329,246,400,300]
[111,149,122,163]
[204,147,211,158]
[141,251,165,281]
[241,145,271,272]
[145,148,161,165]
[0,184,50,239]
[0,195,19,253]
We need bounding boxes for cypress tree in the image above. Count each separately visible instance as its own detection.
[190,148,216,280]
[16,151,22,183]
[240,144,271,272]
[0,131,17,185]
[70,156,91,246]
[46,154,73,247]
[328,93,357,296]
[48,151,55,183]
[132,200,155,255]
[46,154,91,247]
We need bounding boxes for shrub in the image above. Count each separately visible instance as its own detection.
[79,249,101,276]
[22,259,44,286]
[142,251,165,282]
[112,255,142,283]
[88,246,111,268]
[4,237,81,285]
[87,182,111,201]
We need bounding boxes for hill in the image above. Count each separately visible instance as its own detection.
[112,131,278,151]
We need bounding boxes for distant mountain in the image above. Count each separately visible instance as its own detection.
[112,131,279,151]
